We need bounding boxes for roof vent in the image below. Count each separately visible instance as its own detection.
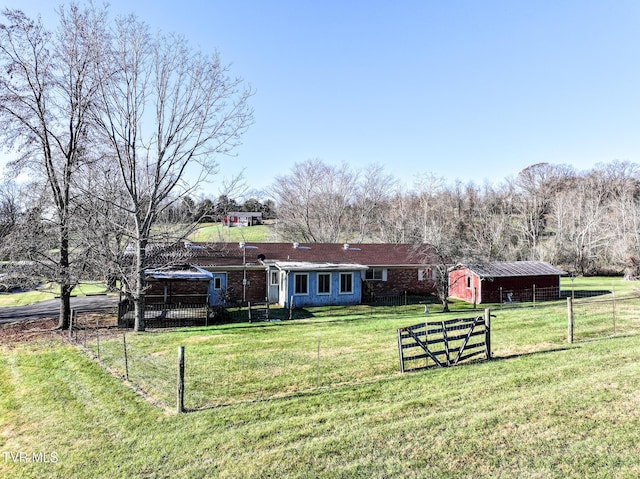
[343,243,350,250]
[293,242,299,249]
[239,241,245,248]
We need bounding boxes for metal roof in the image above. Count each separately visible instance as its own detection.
[273,261,368,272]
[145,265,213,280]
[458,261,566,279]
[159,242,438,268]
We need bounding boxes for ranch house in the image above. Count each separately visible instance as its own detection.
[448,261,566,304]
[222,212,263,227]
[144,242,439,308]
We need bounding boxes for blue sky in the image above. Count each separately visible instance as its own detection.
[4,1,640,195]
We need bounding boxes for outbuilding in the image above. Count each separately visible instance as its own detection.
[449,261,566,304]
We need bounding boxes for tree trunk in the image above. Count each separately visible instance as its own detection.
[441,298,450,313]
[57,283,72,330]
[56,224,72,330]
[133,240,146,332]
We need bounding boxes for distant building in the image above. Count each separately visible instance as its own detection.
[222,212,263,227]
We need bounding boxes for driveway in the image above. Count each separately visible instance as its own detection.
[0,295,119,325]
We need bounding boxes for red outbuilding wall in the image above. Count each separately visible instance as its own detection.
[449,267,561,304]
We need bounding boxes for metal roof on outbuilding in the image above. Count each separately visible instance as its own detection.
[457,261,566,279]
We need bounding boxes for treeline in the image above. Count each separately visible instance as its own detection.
[271,159,640,278]
[160,195,277,223]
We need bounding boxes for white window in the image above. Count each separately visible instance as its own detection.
[317,273,331,295]
[418,268,433,281]
[365,268,386,281]
[270,271,279,286]
[339,273,353,294]
[294,273,309,295]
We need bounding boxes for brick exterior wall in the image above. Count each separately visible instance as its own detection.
[364,267,436,298]
[146,279,209,304]
[225,269,268,304]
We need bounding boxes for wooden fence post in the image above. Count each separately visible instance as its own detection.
[289,296,294,320]
[567,297,574,344]
[177,346,185,413]
[484,308,492,360]
[397,328,405,373]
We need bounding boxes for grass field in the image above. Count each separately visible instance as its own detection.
[1,278,640,478]
[188,222,275,242]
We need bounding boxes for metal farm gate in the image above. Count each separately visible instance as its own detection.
[397,310,492,372]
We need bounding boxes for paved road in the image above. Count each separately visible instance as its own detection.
[0,295,119,325]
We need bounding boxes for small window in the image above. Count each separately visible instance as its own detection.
[214,277,222,290]
[365,268,384,281]
[340,273,353,294]
[467,276,472,288]
[294,273,308,295]
[270,271,279,286]
[418,268,433,281]
[318,273,331,294]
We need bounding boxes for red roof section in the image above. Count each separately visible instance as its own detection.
[181,242,436,268]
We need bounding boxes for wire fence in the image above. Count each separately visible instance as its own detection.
[117,293,432,326]
[68,290,640,412]
[571,292,640,340]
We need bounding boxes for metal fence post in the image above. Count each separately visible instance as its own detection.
[567,297,574,344]
[177,346,185,413]
[96,318,100,360]
[123,332,129,381]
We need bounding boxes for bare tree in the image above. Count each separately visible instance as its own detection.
[93,15,253,331]
[0,179,23,242]
[270,159,356,243]
[0,5,106,328]
[352,164,397,242]
[511,163,575,260]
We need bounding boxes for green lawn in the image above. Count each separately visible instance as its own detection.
[2,284,640,478]
[188,222,275,242]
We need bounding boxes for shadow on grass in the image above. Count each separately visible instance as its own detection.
[560,289,612,299]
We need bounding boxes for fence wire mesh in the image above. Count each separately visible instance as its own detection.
[68,289,640,411]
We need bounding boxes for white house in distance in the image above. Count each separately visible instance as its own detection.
[222,212,263,227]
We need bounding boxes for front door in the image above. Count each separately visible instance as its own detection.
[208,273,228,306]
[267,269,280,303]
[278,271,288,306]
